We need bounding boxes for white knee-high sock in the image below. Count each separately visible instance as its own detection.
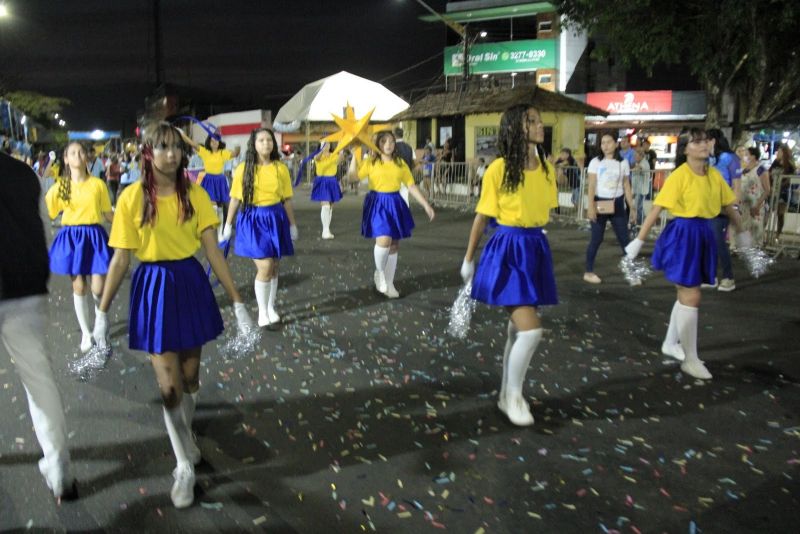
[92,293,101,315]
[385,253,398,288]
[181,391,199,428]
[500,320,518,398]
[321,205,332,233]
[675,303,700,363]
[254,279,271,324]
[664,300,681,346]
[163,405,191,465]
[268,277,279,313]
[73,293,91,336]
[505,329,543,399]
[373,245,390,272]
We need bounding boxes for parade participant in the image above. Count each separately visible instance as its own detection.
[0,152,78,501]
[583,132,636,284]
[460,103,558,427]
[178,128,240,237]
[92,122,253,509]
[310,141,343,239]
[348,131,435,298]
[221,128,297,327]
[45,141,113,353]
[625,128,750,380]
[706,128,742,291]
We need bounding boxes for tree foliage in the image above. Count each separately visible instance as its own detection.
[555,0,800,130]
[1,90,71,124]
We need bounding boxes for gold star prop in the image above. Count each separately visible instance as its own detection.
[321,103,390,160]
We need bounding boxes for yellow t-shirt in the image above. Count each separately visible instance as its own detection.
[315,154,339,176]
[109,182,219,262]
[230,162,293,206]
[45,176,111,224]
[654,163,736,218]
[197,146,232,175]
[357,158,415,192]
[475,158,558,227]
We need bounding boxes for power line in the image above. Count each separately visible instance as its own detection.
[379,50,444,83]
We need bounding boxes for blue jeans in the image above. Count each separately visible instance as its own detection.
[634,193,646,225]
[710,215,733,279]
[585,196,630,272]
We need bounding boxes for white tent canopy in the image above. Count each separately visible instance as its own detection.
[274,71,409,125]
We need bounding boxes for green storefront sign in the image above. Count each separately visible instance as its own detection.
[444,39,556,76]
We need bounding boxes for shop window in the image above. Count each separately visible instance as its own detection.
[538,73,553,84]
[538,20,553,32]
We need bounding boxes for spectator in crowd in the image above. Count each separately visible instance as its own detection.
[631,148,651,226]
[770,144,797,242]
[619,135,636,167]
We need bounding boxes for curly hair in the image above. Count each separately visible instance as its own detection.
[242,128,280,210]
[498,104,550,193]
[139,122,194,226]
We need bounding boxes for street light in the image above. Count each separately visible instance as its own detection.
[407,0,472,82]
[0,2,9,18]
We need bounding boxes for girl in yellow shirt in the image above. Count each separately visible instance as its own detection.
[44,141,113,353]
[460,104,558,427]
[311,142,344,239]
[348,131,435,298]
[92,122,253,509]
[626,128,750,380]
[222,128,298,327]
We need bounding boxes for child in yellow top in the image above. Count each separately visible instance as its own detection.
[310,142,344,238]
[348,131,435,299]
[461,104,557,427]
[222,128,298,327]
[45,141,113,353]
[93,122,252,509]
[626,128,750,380]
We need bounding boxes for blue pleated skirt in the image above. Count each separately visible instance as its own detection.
[310,176,343,202]
[471,225,558,307]
[652,217,717,287]
[234,203,294,259]
[49,224,111,276]
[201,172,230,203]
[129,257,224,354]
[361,191,415,239]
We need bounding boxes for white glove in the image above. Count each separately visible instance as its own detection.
[735,231,753,249]
[219,224,232,244]
[233,302,254,334]
[624,238,644,260]
[290,225,299,241]
[460,258,475,283]
[48,151,56,160]
[93,310,109,348]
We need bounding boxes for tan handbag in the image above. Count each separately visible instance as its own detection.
[595,199,615,214]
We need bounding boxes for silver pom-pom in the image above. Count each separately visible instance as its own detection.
[447,281,476,339]
[739,247,774,278]
[67,345,112,381]
[619,257,652,286]
[218,328,262,361]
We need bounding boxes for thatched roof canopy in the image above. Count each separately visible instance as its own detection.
[392,85,607,121]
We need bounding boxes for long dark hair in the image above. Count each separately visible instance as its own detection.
[370,131,403,166]
[675,127,708,170]
[57,141,88,202]
[498,104,550,193]
[204,133,226,151]
[594,131,623,163]
[772,144,796,174]
[706,128,733,158]
[140,122,194,226]
[242,127,280,209]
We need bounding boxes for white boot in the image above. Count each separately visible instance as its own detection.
[675,303,712,379]
[500,328,542,426]
[661,300,685,361]
[321,205,334,239]
[73,293,93,353]
[163,405,195,508]
[384,252,400,298]
[267,277,281,323]
[373,245,390,294]
[497,320,518,412]
[254,279,271,327]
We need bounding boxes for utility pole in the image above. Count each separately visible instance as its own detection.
[412,1,469,84]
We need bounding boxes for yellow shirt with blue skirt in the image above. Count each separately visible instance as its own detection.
[357,157,416,239]
[45,176,112,275]
[229,161,294,259]
[311,154,343,203]
[471,157,559,307]
[651,163,737,287]
[196,146,233,203]
[109,182,224,354]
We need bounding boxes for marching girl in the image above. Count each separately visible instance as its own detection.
[178,129,240,235]
[460,104,558,427]
[93,122,253,508]
[348,131,435,298]
[311,142,343,239]
[625,128,749,380]
[221,127,298,327]
[45,141,113,353]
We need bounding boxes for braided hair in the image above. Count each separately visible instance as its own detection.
[242,128,280,210]
[498,104,550,193]
[139,122,194,226]
[57,141,88,202]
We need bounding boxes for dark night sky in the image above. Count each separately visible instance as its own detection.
[0,0,450,133]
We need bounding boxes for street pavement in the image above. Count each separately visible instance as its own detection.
[1,188,798,533]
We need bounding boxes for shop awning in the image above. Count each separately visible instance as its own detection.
[420,2,555,23]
